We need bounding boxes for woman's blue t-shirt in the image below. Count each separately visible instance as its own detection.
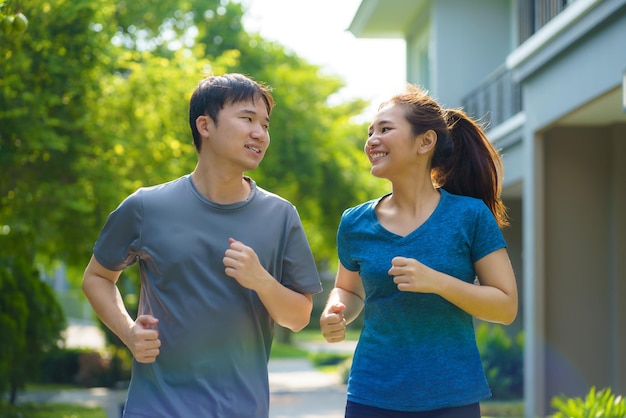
[337,188,506,411]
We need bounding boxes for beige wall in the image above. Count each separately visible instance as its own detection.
[542,125,626,402]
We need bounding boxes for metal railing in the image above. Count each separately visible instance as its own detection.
[460,0,577,131]
[518,0,575,43]
[461,65,522,131]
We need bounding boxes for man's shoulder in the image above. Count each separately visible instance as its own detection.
[132,175,189,200]
[141,175,188,193]
[253,184,295,209]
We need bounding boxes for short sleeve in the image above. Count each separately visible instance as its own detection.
[470,203,507,263]
[280,208,322,295]
[93,189,143,271]
[337,209,359,272]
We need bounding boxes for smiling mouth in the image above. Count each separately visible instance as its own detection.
[245,145,261,154]
[370,152,387,161]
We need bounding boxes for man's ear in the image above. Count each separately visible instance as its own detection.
[418,129,437,154]
[195,115,212,138]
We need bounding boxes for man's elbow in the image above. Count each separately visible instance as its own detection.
[285,313,311,333]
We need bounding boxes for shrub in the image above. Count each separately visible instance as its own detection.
[39,347,83,385]
[551,386,626,418]
[308,351,352,367]
[476,322,524,400]
[337,357,352,385]
[38,346,132,388]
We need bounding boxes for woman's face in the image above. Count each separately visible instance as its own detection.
[365,103,421,179]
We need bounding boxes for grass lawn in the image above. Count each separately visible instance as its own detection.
[481,400,525,417]
[270,327,357,360]
[0,402,107,418]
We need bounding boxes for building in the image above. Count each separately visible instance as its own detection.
[348,0,626,416]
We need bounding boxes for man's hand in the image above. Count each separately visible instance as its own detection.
[223,238,269,291]
[127,315,161,363]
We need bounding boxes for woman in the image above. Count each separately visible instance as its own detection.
[320,84,518,418]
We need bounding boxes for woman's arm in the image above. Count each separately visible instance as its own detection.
[319,263,365,343]
[390,248,518,325]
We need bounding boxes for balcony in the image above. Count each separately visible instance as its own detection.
[519,0,576,42]
[461,65,522,131]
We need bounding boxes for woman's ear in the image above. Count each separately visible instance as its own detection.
[418,129,437,154]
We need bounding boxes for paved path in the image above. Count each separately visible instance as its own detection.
[18,357,350,418]
[269,358,347,418]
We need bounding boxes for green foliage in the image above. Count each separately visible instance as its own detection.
[480,400,525,417]
[0,1,29,36]
[37,345,132,388]
[476,322,524,400]
[0,0,117,267]
[0,0,387,370]
[1,0,384,280]
[0,402,106,418]
[0,246,66,403]
[308,351,352,367]
[551,387,626,418]
[38,348,83,385]
[269,342,309,360]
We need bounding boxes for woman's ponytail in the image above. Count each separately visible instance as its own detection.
[432,108,509,228]
[385,84,508,227]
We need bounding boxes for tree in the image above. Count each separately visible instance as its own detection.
[0,0,387,366]
[0,0,112,402]
[0,0,29,37]
[0,236,65,404]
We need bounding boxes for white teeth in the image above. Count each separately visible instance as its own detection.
[246,145,261,153]
[371,152,387,159]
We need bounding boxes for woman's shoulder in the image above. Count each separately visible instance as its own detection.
[439,189,498,231]
[440,188,487,210]
[342,194,388,219]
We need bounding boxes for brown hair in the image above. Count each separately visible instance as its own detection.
[383,84,508,227]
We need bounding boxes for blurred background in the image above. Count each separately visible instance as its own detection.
[2,0,625,417]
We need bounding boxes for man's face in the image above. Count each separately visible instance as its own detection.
[202,98,271,172]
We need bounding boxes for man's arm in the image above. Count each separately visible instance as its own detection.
[82,255,161,363]
[222,238,313,332]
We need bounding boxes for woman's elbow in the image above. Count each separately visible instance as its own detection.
[500,301,518,325]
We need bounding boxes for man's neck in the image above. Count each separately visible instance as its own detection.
[191,166,250,204]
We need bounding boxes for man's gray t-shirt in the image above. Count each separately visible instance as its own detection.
[94,175,322,418]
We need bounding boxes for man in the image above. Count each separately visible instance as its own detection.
[83,73,322,417]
